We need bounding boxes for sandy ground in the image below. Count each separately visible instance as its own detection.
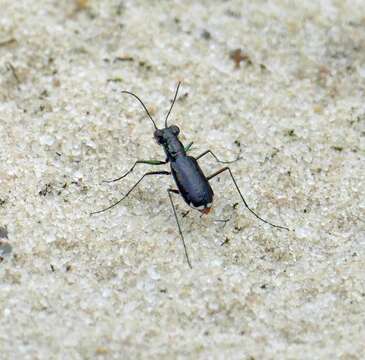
[0,0,364,359]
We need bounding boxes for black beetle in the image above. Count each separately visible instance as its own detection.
[91,83,289,267]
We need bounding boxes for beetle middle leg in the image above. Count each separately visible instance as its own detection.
[103,159,167,183]
[91,170,170,215]
[196,149,240,164]
[167,189,192,269]
[207,167,289,231]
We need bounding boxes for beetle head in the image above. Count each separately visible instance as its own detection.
[154,125,180,145]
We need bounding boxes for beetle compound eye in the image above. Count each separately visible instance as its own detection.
[170,125,180,136]
[154,129,164,144]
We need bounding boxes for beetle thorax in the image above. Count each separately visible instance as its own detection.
[154,126,185,160]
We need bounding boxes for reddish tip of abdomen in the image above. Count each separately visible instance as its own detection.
[201,207,212,215]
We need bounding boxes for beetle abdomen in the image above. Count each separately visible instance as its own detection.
[171,156,214,210]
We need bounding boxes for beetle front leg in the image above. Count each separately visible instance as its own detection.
[195,149,240,164]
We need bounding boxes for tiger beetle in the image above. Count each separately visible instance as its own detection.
[91,82,290,268]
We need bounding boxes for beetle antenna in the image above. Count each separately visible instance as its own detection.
[121,90,158,130]
[165,82,181,128]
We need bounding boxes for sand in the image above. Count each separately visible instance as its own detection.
[0,1,364,358]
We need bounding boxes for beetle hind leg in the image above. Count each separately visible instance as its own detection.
[207,167,290,231]
[167,189,192,269]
